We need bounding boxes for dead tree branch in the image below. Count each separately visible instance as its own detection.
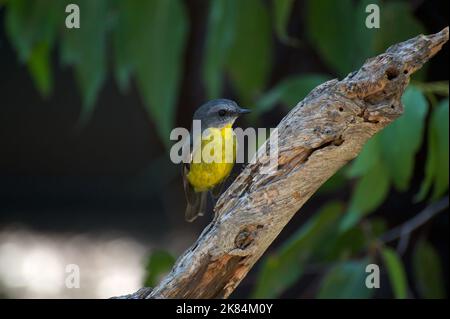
[380,196,449,243]
[116,27,449,299]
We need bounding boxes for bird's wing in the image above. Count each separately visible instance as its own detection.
[181,136,195,206]
[184,190,207,222]
[183,162,207,222]
[182,134,207,222]
[182,161,196,206]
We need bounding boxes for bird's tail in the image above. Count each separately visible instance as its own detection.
[185,191,207,222]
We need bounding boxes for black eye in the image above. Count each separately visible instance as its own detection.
[218,109,227,117]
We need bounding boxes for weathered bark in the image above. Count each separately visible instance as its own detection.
[116,28,449,299]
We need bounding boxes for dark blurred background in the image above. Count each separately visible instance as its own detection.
[0,0,448,298]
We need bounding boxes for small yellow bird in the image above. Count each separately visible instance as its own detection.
[182,99,250,222]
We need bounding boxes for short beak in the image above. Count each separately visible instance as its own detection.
[237,108,251,115]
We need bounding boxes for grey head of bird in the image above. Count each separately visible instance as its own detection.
[193,99,251,130]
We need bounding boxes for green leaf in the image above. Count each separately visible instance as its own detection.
[340,161,390,231]
[416,99,449,201]
[226,0,272,104]
[368,218,388,239]
[112,0,188,143]
[306,0,426,78]
[5,0,61,96]
[306,0,378,76]
[144,250,175,287]
[272,0,296,44]
[347,135,381,178]
[414,81,449,97]
[382,247,408,299]
[379,86,428,191]
[317,167,347,195]
[319,226,367,262]
[132,0,188,146]
[112,0,141,92]
[430,100,449,200]
[5,0,60,60]
[27,41,52,97]
[252,254,299,299]
[255,74,331,114]
[252,202,344,298]
[203,0,238,99]
[413,239,446,298]
[60,0,109,127]
[317,259,374,299]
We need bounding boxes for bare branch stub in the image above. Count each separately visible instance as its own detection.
[117,28,449,300]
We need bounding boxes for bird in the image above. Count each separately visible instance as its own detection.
[182,99,251,222]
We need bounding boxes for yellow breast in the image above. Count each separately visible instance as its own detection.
[187,126,236,192]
